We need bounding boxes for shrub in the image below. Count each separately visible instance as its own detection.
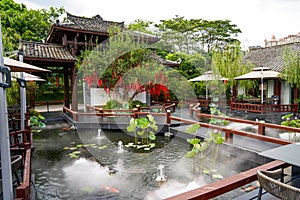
[104,99,122,109]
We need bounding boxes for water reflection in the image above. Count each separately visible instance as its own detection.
[32,122,246,199]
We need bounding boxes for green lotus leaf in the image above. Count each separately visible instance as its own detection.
[76,144,83,148]
[187,138,200,145]
[184,150,197,158]
[127,124,135,132]
[147,115,155,122]
[70,147,77,150]
[149,132,156,140]
[144,148,150,151]
[137,130,144,136]
[186,124,200,134]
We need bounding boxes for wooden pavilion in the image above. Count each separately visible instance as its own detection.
[18,12,167,110]
[18,13,125,110]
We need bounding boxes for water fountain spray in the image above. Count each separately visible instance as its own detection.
[156,164,167,187]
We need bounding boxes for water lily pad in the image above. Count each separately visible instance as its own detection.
[69,147,77,150]
[63,147,69,150]
[212,174,223,179]
[72,151,81,155]
[69,154,79,159]
[98,145,108,150]
[76,144,83,148]
[144,148,150,151]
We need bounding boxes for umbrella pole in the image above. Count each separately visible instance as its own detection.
[0,21,14,199]
[261,67,264,104]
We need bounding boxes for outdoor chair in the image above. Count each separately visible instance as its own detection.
[0,155,23,186]
[257,169,300,200]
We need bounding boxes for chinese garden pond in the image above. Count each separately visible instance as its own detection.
[31,121,256,199]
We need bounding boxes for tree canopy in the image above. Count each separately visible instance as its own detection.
[0,0,65,53]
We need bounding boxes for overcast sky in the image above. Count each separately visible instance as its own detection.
[15,0,300,49]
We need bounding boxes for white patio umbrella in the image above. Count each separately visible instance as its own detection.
[12,72,45,81]
[188,71,227,99]
[234,67,280,80]
[234,67,280,104]
[188,71,228,81]
[4,57,50,73]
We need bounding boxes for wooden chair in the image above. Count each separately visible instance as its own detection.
[257,169,300,200]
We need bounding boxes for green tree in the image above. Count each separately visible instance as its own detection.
[0,0,65,53]
[165,51,206,79]
[154,16,241,54]
[155,16,201,53]
[195,20,241,53]
[281,47,300,88]
[212,41,253,97]
[127,19,154,34]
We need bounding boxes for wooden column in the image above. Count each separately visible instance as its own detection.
[71,65,78,111]
[64,71,70,108]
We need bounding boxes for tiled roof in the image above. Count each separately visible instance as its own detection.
[149,53,180,67]
[20,41,76,61]
[244,42,300,72]
[58,13,125,33]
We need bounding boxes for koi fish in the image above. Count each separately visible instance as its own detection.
[100,186,120,193]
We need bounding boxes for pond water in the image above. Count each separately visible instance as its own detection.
[32,121,250,199]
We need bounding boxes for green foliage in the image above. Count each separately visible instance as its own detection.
[165,52,206,79]
[129,100,146,109]
[280,47,300,88]
[104,99,122,109]
[6,81,20,106]
[0,0,65,52]
[126,115,158,151]
[281,113,300,128]
[127,19,154,34]
[212,41,253,91]
[280,113,300,142]
[30,109,46,132]
[154,16,241,54]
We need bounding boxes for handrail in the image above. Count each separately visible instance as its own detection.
[190,104,300,135]
[16,148,31,200]
[170,116,292,145]
[165,160,290,200]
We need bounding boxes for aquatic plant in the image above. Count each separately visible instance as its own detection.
[126,114,158,151]
[30,108,46,133]
[209,97,228,126]
[185,123,225,178]
[280,113,300,142]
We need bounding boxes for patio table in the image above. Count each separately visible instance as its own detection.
[259,143,300,176]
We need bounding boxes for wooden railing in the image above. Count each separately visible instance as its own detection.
[165,160,290,200]
[64,105,172,124]
[231,102,298,113]
[16,148,31,200]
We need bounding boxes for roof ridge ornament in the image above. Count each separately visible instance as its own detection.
[93,14,103,22]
